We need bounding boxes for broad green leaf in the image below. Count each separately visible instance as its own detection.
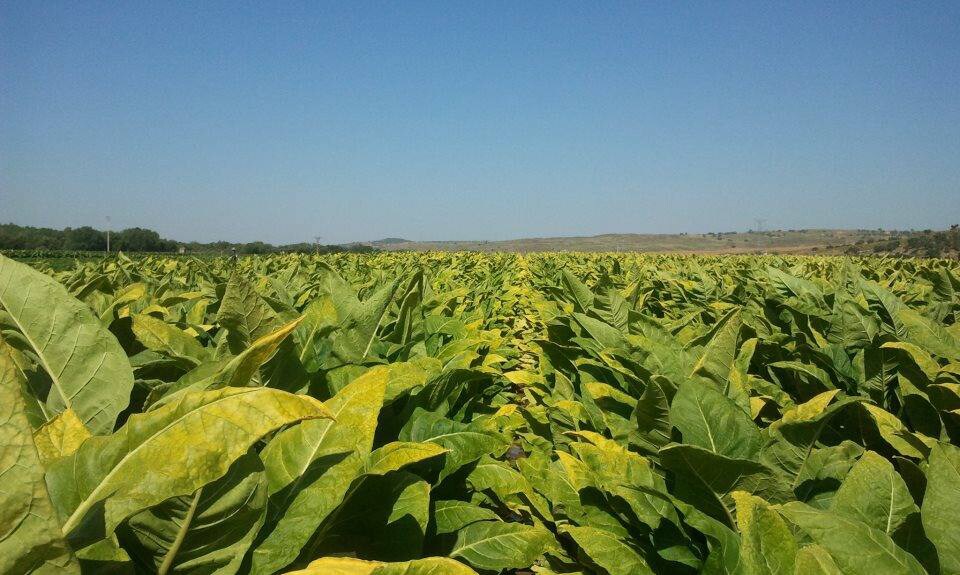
[859,279,903,323]
[0,349,80,574]
[826,295,877,350]
[691,308,742,386]
[216,273,280,354]
[211,316,304,389]
[572,312,627,349]
[670,380,761,459]
[385,271,424,345]
[250,369,387,574]
[728,337,757,410]
[767,267,825,304]
[46,387,331,545]
[73,535,131,572]
[450,521,554,572]
[295,294,341,372]
[880,341,940,381]
[633,376,672,451]
[922,442,960,574]
[855,403,934,459]
[467,456,532,500]
[132,313,207,365]
[895,307,960,361]
[562,270,594,312]
[285,556,478,575]
[186,298,210,326]
[599,286,630,331]
[831,451,916,536]
[760,391,862,493]
[117,452,267,575]
[779,502,926,575]
[156,317,304,403]
[331,279,400,363]
[0,255,134,434]
[565,431,669,527]
[562,525,654,575]
[674,502,742,575]
[399,408,508,482]
[377,360,440,403]
[307,471,430,562]
[732,491,797,575]
[364,441,449,476]
[0,336,46,427]
[793,545,842,575]
[433,500,499,535]
[792,441,863,508]
[629,316,699,381]
[768,361,834,392]
[660,443,789,529]
[98,282,147,324]
[555,450,596,493]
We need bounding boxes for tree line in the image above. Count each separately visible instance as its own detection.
[0,223,374,254]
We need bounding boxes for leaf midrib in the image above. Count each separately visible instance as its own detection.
[452,525,537,556]
[62,388,297,535]
[0,267,76,418]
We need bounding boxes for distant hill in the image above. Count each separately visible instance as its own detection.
[834,226,959,259]
[371,237,412,245]
[369,228,960,257]
[6,222,956,258]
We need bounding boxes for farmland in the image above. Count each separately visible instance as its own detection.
[2,251,960,574]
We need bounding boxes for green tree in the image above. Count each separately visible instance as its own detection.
[64,227,107,251]
[113,228,176,252]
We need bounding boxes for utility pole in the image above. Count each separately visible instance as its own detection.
[314,235,322,255]
[753,218,766,253]
[106,216,111,254]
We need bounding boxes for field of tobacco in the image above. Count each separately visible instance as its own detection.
[2,251,959,575]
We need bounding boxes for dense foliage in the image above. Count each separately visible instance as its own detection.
[0,224,179,252]
[0,223,374,254]
[852,226,960,259]
[2,251,959,574]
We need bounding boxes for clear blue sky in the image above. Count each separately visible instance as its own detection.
[2,2,959,244]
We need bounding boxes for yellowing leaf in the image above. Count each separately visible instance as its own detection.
[0,347,80,574]
[251,369,388,574]
[132,313,208,364]
[733,491,797,575]
[286,556,478,575]
[365,441,449,476]
[451,521,554,572]
[33,408,91,464]
[562,525,653,575]
[47,387,332,544]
